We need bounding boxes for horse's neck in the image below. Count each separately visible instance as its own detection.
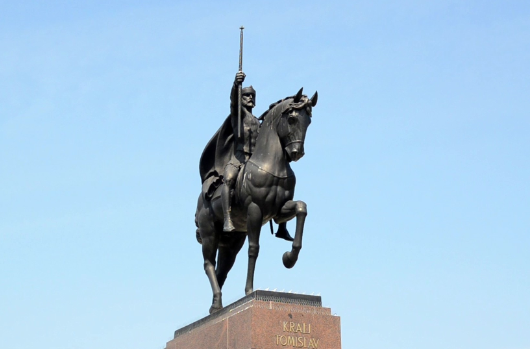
[249,121,292,178]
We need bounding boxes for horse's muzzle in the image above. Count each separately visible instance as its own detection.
[285,142,305,162]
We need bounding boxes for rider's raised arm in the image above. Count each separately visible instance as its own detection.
[230,72,245,137]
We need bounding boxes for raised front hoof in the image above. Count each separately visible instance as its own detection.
[275,227,294,242]
[282,251,298,269]
[209,304,223,314]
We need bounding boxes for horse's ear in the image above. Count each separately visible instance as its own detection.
[310,91,318,107]
[293,87,304,103]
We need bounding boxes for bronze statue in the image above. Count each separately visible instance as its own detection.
[194,27,318,314]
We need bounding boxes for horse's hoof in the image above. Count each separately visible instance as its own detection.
[282,251,298,269]
[245,288,253,296]
[209,304,223,314]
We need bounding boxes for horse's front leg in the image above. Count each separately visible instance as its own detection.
[245,202,263,295]
[275,200,307,268]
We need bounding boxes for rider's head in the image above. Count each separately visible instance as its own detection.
[242,86,256,110]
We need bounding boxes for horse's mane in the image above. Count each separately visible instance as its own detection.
[258,94,311,128]
[258,96,293,121]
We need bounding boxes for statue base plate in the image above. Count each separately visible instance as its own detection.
[166,290,341,349]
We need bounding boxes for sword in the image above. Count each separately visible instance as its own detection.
[238,26,244,138]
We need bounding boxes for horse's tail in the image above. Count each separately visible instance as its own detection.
[195,211,202,244]
[195,196,203,245]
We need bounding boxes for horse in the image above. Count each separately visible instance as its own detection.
[195,88,318,314]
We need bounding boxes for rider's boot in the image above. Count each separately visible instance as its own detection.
[221,184,235,232]
[275,222,294,241]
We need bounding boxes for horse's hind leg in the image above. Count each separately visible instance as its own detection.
[216,232,246,289]
[201,226,223,314]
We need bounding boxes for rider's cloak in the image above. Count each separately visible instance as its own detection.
[199,115,235,198]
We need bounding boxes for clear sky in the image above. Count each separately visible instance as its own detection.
[1,1,529,348]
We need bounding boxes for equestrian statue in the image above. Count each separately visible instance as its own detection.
[195,28,318,314]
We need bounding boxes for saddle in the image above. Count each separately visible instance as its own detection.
[202,175,223,201]
[202,167,246,203]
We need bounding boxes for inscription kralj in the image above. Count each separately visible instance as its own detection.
[194,28,318,314]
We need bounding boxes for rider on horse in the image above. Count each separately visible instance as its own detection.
[198,72,293,239]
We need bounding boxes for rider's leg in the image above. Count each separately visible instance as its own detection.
[275,222,294,241]
[221,163,239,232]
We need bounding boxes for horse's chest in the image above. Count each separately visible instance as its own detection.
[242,170,295,214]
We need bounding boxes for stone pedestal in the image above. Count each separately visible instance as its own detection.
[166,290,341,349]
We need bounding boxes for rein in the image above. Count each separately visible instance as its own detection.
[246,159,294,179]
[284,140,304,147]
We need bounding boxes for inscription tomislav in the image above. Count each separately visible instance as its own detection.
[275,322,320,348]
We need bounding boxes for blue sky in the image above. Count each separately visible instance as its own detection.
[1,1,529,348]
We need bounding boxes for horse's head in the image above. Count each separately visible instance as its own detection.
[275,88,318,162]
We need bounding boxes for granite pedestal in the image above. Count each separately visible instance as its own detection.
[166,290,341,349]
